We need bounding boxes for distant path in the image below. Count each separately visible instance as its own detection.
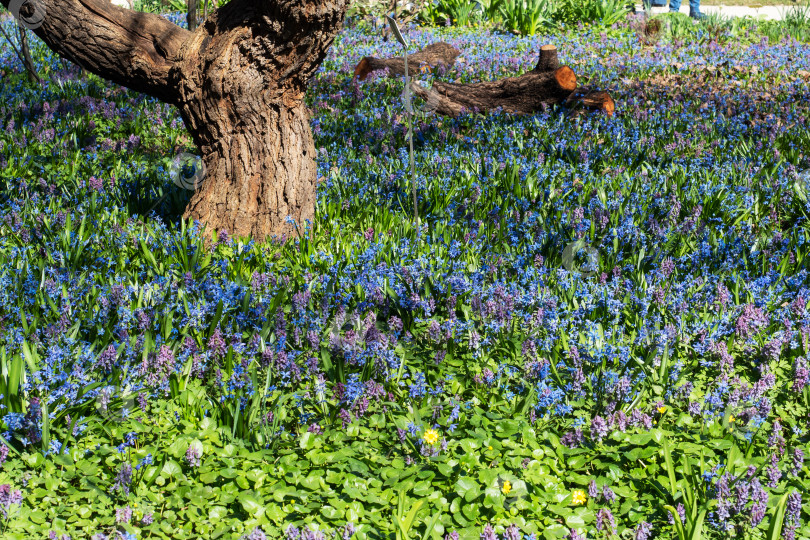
[639,4,800,19]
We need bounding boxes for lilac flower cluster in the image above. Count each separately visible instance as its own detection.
[712,471,772,530]
[0,484,23,519]
[278,522,356,540]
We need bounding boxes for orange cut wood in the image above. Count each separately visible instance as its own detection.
[407,45,615,118]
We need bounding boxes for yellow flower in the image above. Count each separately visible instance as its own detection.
[423,428,439,445]
[502,480,512,495]
[488,446,493,451]
[571,489,587,505]
[729,415,735,423]
[657,406,667,414]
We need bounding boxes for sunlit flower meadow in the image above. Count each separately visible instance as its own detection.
[0,9,809,540]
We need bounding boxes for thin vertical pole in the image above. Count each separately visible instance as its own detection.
[387,14,419,232]
[187,0,198,31]
[17,23,40,84]
[404,51,419,230]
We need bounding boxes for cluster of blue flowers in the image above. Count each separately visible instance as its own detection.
[0,11,808,538]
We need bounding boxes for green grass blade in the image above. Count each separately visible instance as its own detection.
[766,492,790,540]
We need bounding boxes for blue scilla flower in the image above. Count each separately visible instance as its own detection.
[535,381,565,415]
[409,371,428,400]
[2,413,24,432]
[135,454,153,470]
[48,439,63,456]
[555,403,573,416]
[343,373,365,406]
[448,403,460,423]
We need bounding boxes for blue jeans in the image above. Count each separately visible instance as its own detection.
[669,0,702,15]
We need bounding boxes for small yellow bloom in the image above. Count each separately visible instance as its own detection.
[657,406,667,414]
[488,446,493,451]
[502,480,512,495]
[571,489,587,505]
[729,415,735,423]
[423,428,439,445]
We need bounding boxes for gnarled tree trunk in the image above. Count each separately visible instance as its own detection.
[177,98,318,241]
[5,0,349,242]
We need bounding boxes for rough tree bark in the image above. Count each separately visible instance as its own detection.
[353,42,460,81]
[409,44,615,117]
[4,0,349,241]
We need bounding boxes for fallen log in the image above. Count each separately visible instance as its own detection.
[409,44,614,117]
[353,42,461,81]
[564,87,616,116]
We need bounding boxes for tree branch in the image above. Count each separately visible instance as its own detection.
[2,0,190,102]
